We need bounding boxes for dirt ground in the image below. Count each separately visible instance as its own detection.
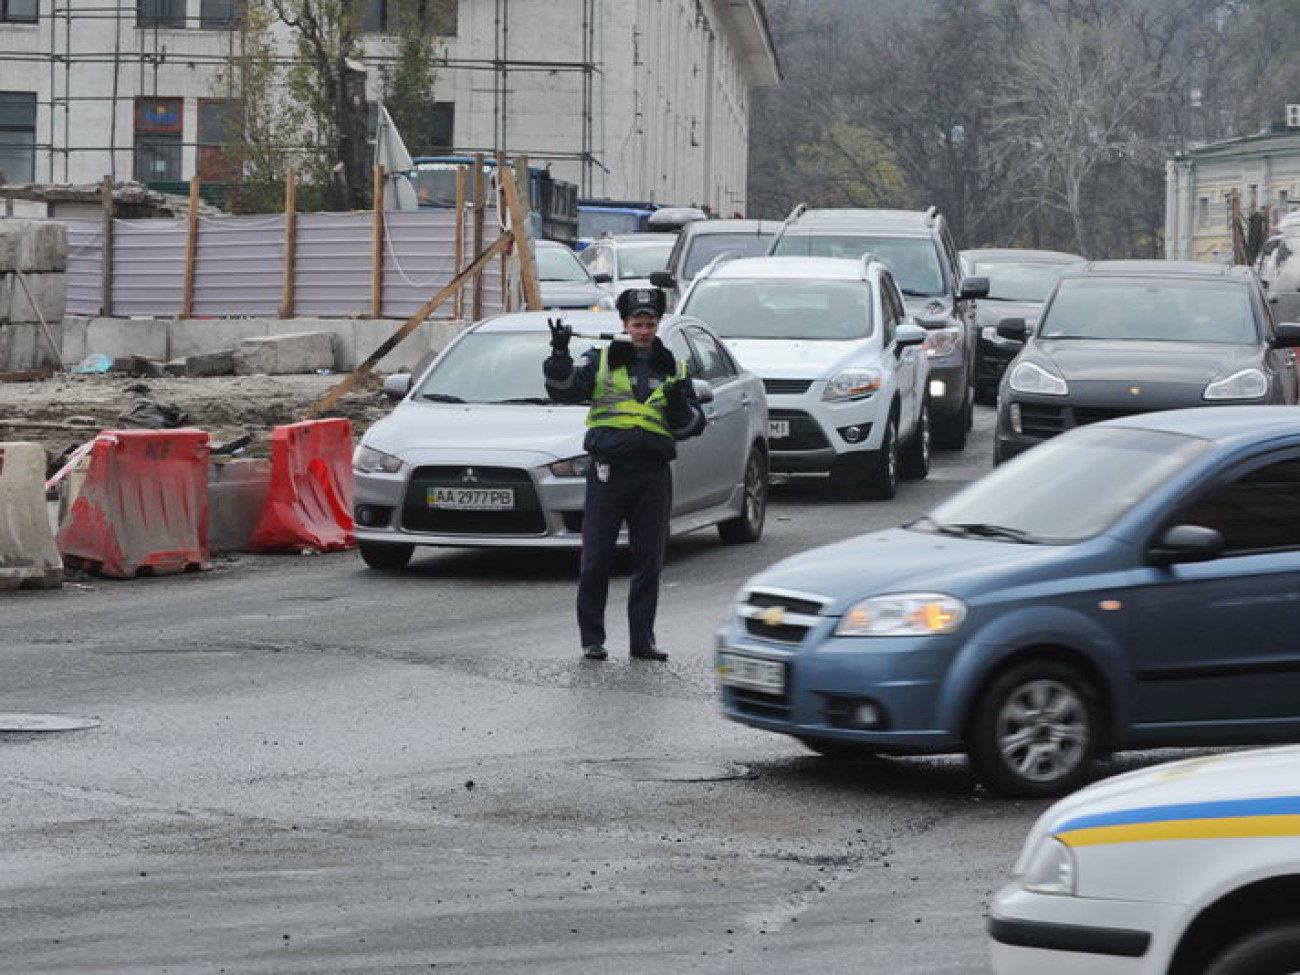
[0,369,395,474]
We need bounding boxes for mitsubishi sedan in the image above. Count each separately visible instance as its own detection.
[352,311,770,569]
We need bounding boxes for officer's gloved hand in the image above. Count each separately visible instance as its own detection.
[547,317,572,356]
[663,377,691,412]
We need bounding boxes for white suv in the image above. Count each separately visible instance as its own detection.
[678,254,930,499]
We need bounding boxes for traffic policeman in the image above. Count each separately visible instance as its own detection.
[543,287,707,661]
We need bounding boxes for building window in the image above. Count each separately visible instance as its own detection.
[197,99,236,180]
[362,0,457,35]
[428,101,454,153]
[0,91,36,182]
[360,0,386,31]
[1197,196,1209,228]
[201,0,238,28]
[1,0,38,23]
[138,0,185,28]
[134,97,183,183]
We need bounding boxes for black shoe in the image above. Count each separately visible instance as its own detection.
[583,645,608,661]
[630,646,668,661]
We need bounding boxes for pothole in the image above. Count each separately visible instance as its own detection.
[584,759,755,782]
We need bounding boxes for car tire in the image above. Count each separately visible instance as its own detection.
[1205,924,1300,975]
[799,736,879,762]
[359,541,414,571]
[718,445,768,544]
[968,660,1100,798]
[974,382,997,406]
[932,384,972,451]
[899,399,931,480]
[858,416,899,500]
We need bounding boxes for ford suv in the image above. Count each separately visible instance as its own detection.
[678,254,930,500]
[768,206,988,450]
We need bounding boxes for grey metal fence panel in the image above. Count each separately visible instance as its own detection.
[112,218,188,317]
[63,218,101,316]
[381,208,507,319]
[292,211,374,319]
[192,213,284,318]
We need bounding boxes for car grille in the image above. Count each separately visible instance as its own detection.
[768,409,830,450]
[1019,403,1150,439]
[764,378,814,396]
[401,465,545,535]
[738,587,829,645]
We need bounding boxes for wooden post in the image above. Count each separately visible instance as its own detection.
[499,161,542,311]
[303,232,514,420]
[278,168,298,319]
[371,164,386,319]
[453,165,466,320]
[472,153,486,320]
[179,175,201,319]
[495,152,509,311]
[99,175,114,317]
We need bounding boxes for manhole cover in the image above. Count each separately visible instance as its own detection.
[0,713,102,732]
[585,759,755,783]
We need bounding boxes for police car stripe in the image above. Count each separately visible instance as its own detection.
[1055,797,1300,847]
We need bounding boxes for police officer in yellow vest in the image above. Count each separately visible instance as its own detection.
[543,287,707,661]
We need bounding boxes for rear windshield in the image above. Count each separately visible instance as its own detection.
[1040,278,1259,343]
[772,234,946,297]
[682,279,874,340]
[965,260,1077,302]
[682,232,776,279]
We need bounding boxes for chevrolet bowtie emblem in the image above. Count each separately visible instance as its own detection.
[760,606,787,626]
[1129,386,1141,395]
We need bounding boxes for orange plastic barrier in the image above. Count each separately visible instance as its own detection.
[246,418,355,552]
[56,430,211,578]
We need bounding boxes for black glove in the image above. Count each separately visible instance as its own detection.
[547,317,572,355]
[663,376,690,411]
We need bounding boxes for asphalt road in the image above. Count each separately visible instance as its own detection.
[2,405,1162,974]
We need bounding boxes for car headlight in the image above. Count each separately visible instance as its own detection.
[923,325,962,357]
[1008,361,1069,396]
[549,455,590,478]
[835,593,967,636]
[1021,837,1076,895]
[822,368,882,401]
[1204,367,1268,400]
[353,444,403,474]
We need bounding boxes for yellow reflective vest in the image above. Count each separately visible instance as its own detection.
[586,345,688,439]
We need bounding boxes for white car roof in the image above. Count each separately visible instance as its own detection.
[699,255,869,281]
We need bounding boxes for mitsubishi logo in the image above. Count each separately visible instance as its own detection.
[461,467,480,484]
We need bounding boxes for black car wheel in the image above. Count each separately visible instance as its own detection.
[1206,924,1300,975]
[969,660,1099,798]
[359,541,414,570]
[858,416,899,500]
[718,446,768,544]
[932,384,972,451]
[899,399,931,480]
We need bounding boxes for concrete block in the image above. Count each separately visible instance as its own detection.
[169,318,271,358]
[233,330,336,375]
[60,315,90,365]
[0,271,67,324]
[84,316,169,362]
[208,457,271,553]
[0,441,63,590]
[0,219,68,272]
[0,321,60,372]
[184,349,235,377]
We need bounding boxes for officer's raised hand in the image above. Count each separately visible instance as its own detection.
[547,317,572,356]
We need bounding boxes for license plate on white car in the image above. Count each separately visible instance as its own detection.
[427,486,515,511]
[718,652,785,694]
[768,420,790,439]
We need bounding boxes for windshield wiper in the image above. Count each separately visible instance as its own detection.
[908,515,969,538]
[491,397,552,405]
[946,522,1039,544]
[420,392,466,403]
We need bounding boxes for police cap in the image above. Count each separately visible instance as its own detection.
[616,286,667,319]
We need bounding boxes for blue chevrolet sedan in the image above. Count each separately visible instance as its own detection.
[717,406,1300,797]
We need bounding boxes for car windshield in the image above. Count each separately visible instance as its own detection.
[682,279,873,340]
[415,331,605,403]
[535,246,592,283]
[618,243,674,279]
[967,261,1074,302]
[1039,278,1259,343]
[579,211,643,237]
[916,426,1210,544]
[683,233,776,279]
[771,234,946,297]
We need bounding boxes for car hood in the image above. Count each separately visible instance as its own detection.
[539,281,611,309]
[739,527,1057,609]
[1033,340,1258,383]
[1027,745,1300,848]
[361,401,588,465]
[721,337,873,379]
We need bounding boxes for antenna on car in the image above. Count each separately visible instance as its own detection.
[859,252,880,278]
[766,202,806,254]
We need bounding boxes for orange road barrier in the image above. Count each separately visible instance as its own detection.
[246,418,355,552]
[0,441,63,590]
[56,430,211,578]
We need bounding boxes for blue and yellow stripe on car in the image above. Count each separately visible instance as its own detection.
[1055,797,1300,847]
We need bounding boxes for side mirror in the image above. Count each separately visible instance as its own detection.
[592,272,613,284]
[894,322,927,350]
[382,373,413,400]
[1273,322,1300,348]
[997,317,1028,341]
[1146,524,1224,567]
[691,378,714,404]
[959,275,990,300]
[650,270,676,289]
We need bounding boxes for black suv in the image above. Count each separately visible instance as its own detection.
[767,206,987,449]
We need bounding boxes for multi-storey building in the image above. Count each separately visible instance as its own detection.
[0,0,779,213]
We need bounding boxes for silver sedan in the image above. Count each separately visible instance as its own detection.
[352,311,771,569]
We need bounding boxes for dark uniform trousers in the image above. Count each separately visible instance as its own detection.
[577,459,672,651]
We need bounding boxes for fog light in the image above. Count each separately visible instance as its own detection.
[1009,402,1023,435]
[840,424,865,443]
[354,504,392,527]
[929,379,946,398]
[854,702,882,728]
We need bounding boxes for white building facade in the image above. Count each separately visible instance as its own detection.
[0,0,779,214]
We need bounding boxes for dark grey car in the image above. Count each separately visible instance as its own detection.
[994,260,1300,463]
